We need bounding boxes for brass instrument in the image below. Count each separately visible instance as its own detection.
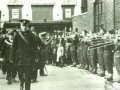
[88,33,116,50]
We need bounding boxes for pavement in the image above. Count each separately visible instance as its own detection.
[0,65,120,90]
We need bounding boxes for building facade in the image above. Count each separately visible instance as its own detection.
[0,0,81,29]
[72,0,119,33]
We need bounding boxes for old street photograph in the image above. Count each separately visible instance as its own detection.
[0,0,120,90]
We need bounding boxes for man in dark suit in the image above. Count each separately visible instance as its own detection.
[9,19,38,90]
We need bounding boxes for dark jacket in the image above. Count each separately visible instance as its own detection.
[9,31,38,66]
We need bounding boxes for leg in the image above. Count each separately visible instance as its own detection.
[25,66,31,90]
[18,66,24,90]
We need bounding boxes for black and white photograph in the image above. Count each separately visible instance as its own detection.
[0,0,120,90]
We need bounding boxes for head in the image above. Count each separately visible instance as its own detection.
[20,19,30,32]
[82,30,87,37]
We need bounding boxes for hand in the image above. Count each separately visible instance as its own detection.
[10,60,13,63]
[35,59,38,63]
[0,58,3,62]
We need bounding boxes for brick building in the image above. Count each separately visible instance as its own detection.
[72,0,120,33]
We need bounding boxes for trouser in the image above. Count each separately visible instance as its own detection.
[97,53,105,73]
[90,50,97,71]
[77,47,81,64]
[103,50,113,74]
[83,50,89,67]
[114,52,120,76]
[80,49,84,65]
[70,46,77,65]
[2,62,7,73]
[87,50,91,69]
[12,66,17,79]
[18,66,31,90]
[31,69,38,80]
[40,67,44,75]
[6,63,13,81]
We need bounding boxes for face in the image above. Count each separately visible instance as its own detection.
[20,23,29,32]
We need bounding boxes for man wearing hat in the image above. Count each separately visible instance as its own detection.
[1,30,14,84]
[10,19,38,90]
[37,31,53,76]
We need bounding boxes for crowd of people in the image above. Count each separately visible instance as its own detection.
[0,19,120,90]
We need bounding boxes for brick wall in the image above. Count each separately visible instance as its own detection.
[103,0,114,30]
[72,0,94,33]
[72,0,114,33]
[114,0,120,29]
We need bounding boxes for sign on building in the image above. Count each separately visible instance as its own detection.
[65,9,71,18]
[12,9,19,19]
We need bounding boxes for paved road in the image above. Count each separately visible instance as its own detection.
[0,65,120,90]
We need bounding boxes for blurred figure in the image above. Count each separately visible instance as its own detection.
[1,30,14,84]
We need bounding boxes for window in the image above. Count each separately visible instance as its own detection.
[94,0,103,32]
[81,0,88,13]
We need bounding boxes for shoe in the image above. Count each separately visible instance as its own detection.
[71,64,76,67]
[84,66,89,70]
[106,77,113,81]
[80,65,85,69]
[33,79,38,83]
[7,81,12,85]
[20,82,24,90]
[97,73,105,77]
[117,79,120,83]
[3,72,6,74]
[12,78,17,82]
[20,85,23,90]
[40,74,47,76]
[92,70,97,74]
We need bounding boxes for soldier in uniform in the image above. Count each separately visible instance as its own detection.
[69,31,78,67]
[0,30,7,73]
[1,30,14,84]
[114,34,120,83]
[30,26,38,83]
[103,30,114,81]
[88,31,98,74]
[82,30,89,70]
[10,19,38,90]
[37,32,53,76]
[97,29,105,77]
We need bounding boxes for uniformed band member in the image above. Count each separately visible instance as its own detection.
[0,30,7,74]
[70,32,78,67]
[10,19,38,90]
[1,30,14,84]
[37,32,53,76]
[97,29,105,77]
[103,30,114,81]
[114,34,120,83]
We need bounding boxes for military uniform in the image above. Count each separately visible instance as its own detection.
[10,19,37,90]
[97,47,105,76]
[103,43,114,80]
[70,35,78,67]
[1,37,13,84]
[114,40,120,83]
[83,41,89,70]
